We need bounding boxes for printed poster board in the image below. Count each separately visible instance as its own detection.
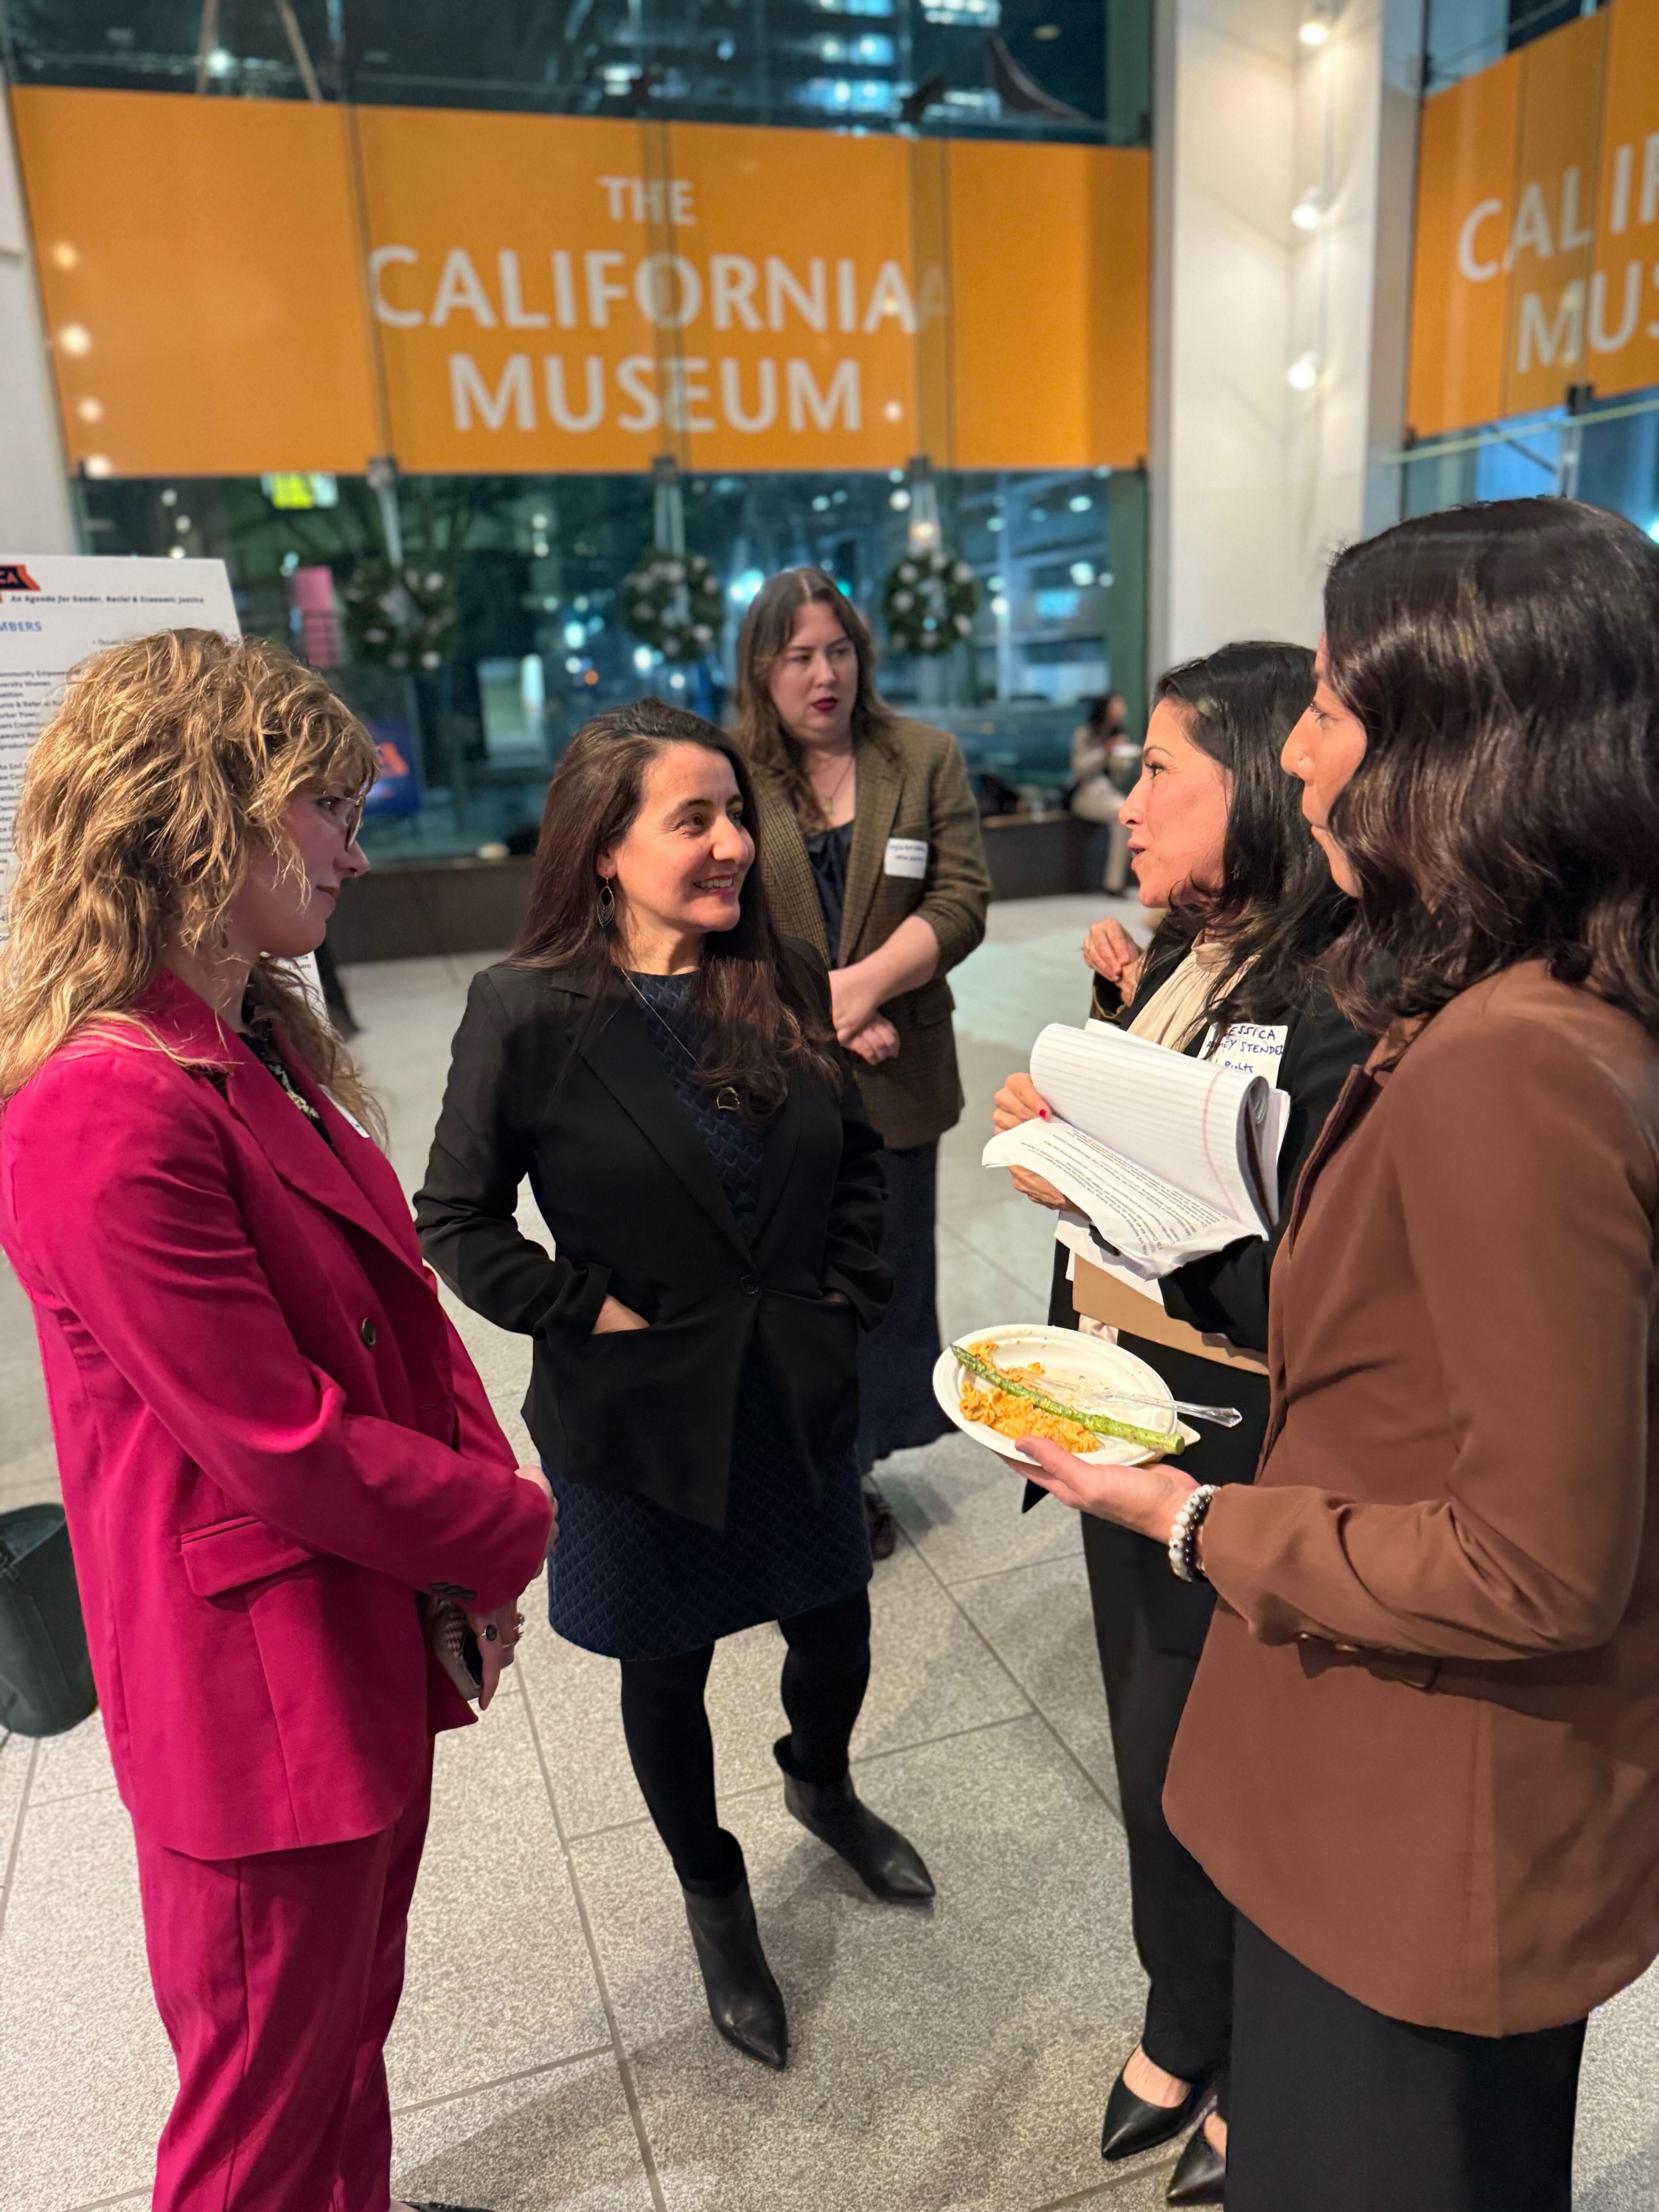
[0,555,240,863]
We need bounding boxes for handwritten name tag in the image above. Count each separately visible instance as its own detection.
[883,836,928,879]
[1205,1021,1288,1085]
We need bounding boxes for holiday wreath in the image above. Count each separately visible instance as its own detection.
[621,549,726,663]
[340,560,460,675]
[880,549,978,656]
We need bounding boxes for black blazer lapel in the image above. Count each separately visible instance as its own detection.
[749,1077,802,1243]
[579,995,751,1255]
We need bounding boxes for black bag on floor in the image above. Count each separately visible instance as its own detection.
[0,1503,97,1737]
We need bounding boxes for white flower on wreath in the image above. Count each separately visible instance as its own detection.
[892,590,914,612]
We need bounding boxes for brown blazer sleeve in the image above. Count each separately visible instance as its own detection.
[912,734,991,976]
[1202,1008,1659,1660]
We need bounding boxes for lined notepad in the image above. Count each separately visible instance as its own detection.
[983,1022,1290,1276]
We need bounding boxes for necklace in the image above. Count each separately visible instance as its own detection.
[808,746,856,821]
[622,972,741,1113]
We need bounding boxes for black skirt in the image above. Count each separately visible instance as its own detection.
[546,1353,872,1661]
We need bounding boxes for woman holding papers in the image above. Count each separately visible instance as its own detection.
[993,641,1368,2203]
[1018,501,1659,2212]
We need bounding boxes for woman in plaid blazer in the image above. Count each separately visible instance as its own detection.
[734,570,991,1548]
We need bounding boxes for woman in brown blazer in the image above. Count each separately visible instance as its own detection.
[1015,500,1659,2212]
[734,569,991,1549]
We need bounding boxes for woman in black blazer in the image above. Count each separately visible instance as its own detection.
[417,699,933,2076]
[995,643,1370,2204]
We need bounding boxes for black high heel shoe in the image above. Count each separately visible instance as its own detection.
[681,1866,789,2070]
[1166,2115,1225,2205]
[1099,2062,1206,2162]
[775,1739,935,1901]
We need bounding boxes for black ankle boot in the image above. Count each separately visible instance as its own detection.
[775,1736,936,1902]
[680,1867,789,2070]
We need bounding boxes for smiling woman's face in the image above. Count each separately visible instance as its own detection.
[1281,641,1368,895]
[599,740,755,959]
[1117,698,1232,909]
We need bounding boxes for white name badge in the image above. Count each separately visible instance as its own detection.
[1204,1021,1288,1085]
[883,835,928,880]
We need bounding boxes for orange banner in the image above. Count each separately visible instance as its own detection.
[1408,0,1659,439]
[13,87,1149,479]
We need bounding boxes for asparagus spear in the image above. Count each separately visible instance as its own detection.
[952,1342,1186,1457]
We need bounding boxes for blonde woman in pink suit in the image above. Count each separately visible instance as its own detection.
[0,632,553,2212]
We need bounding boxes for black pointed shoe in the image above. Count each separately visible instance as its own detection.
[1166,2120,1225,2205]
[681,1872,789,2070]
[1099,2064,1205,2162]
[776,1739,935,1902]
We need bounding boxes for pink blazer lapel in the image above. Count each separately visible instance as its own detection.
[134,972,417,1273]
[225,1047,419,1272]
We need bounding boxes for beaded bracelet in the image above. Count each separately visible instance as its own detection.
[1167,1484,1220,1583]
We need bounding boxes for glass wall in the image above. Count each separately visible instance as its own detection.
[1,0,1151,142]
[1424,0,1607,91]
[7,0,1152,865]
[77,458,1145,862]
[1400,388,1659,529]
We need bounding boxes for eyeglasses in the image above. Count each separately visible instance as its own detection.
[314,790,366,845]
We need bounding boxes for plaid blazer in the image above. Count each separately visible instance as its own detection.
[752,717,991,1150]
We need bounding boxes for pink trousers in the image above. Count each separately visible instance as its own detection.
[133,1750,433,2212]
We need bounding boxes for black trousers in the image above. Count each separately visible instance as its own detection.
[618,1587,872,1890]
[1083,1513,1235,2087]
[1228,1916,1587,2212]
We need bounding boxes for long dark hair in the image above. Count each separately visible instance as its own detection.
[514,699,840,1115]
[1321,498,1659,1040]
[1156,641,1352,1031]
[733,567,900,827]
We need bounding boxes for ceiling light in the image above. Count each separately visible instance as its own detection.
[76,396,103,422]
[57,323,91,356]
[83,453,113,478]
[1292,189,1323,232]
[1287,352,1321,392]
[1298,17,1329,46]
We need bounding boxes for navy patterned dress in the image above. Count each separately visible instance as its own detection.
[544,972,873,1662]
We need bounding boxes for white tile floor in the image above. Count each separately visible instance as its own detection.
[1,894,1656,2209]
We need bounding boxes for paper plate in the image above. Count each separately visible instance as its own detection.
[932,1324,1190,1469]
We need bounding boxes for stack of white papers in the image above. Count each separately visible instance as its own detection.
[983,1021,1290,1277]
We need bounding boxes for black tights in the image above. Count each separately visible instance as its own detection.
[618,1587,872,1890]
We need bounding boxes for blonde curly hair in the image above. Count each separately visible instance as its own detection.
[0,627,381,1133]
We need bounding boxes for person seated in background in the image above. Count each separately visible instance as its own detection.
[0,630,552,2212]
[1015,498,1659,2212]
[994,641,1370,2206]
[1068,691,1141,891]
[416,699,933,2079]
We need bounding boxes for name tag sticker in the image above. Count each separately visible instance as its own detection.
[1206,1022,1288,1085]
[883,836,928,880]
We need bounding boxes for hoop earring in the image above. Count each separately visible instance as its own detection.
[597,880,616,929]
